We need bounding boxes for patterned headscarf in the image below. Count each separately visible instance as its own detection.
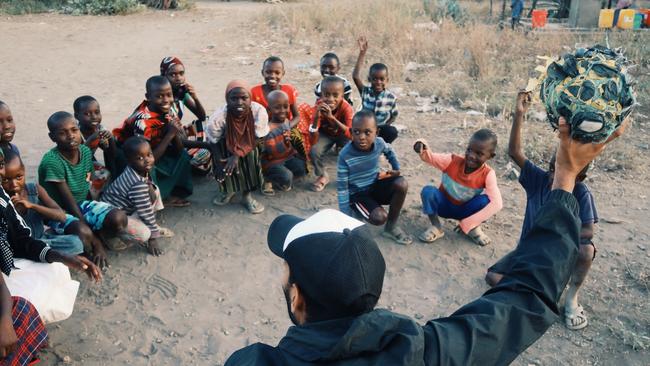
[537,45,636,143]
[160,56,184,76]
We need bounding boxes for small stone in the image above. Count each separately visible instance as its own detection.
[63,356,72,363]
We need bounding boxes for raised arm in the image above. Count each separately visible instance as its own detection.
[352,36,368,94]
[421,117,626,365]
[509,91,531,168]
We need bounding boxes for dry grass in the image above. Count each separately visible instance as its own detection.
[257,0,648,112]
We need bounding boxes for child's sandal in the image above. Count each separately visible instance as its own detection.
[213,192,235,206]
[262,182,275,196]
[467,226,491,246]
[311,176,329,192]
[158,227,175,238]
[418,227,445,243]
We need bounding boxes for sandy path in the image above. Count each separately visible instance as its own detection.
[0,1,648,365]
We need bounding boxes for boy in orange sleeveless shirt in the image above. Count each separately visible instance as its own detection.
[414,129,503,246]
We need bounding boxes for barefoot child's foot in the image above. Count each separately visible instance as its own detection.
[418,226,444,243]
[165,196,191,207]
[381,226,413,245]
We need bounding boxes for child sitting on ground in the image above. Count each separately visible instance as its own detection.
[314,52,354,106]
[38,111,130,269]
[160,56,212,174]
[352,36,399,144]
[308,76,354,192]
[337,110,412,245]
[113,76,193,207]
[261,90,307,196]
[0,101,21,155]
[1,149,86,256]
[485,91,601,331]
[73,95,115,199]
[206,80,269,214]
[101,137,173,257]
[415,129,503,246]
[250,56,301,127]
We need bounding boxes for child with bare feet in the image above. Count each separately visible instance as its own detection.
[39,111,130,269]
[486,91,602,331]
[337,110,412,245]
[101,137,174,256]
[261,90,307,196]
[415,129,503,246]
[308,76,354,192]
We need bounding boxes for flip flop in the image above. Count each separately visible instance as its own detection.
[311,176,329,192]
[382,227,413,245]
[565,305,589,330]
[242,197,265,214]
[456,225,491,246]
[213,192,235,206]
[262,182,275,196]
[418,226,445,243]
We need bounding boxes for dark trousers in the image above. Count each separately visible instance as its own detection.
[378,125,398,144]
[264,157,307,188]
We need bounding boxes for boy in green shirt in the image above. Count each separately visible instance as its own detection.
[38,111,128,269]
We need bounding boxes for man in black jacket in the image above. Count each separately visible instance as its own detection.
[225,117,625,365]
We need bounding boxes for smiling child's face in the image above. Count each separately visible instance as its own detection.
[227,88,252,117]
[0,105,16,144]
[320,57,340,77]
[147,82,174,115]
[268,93,290,123]
[464,138,495,171]
[320,80,345,112]
[369,69,388,93]
[75,100,102,131]
[262,60,285,89]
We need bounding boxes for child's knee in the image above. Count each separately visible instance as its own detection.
[369,208,388,226]
[484,271,502,287]
[392,177,408,194]
[421,185,437,200]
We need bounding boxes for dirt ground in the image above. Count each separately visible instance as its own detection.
[0,1,648,365]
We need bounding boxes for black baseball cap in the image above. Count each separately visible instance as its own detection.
[267,209,386,320]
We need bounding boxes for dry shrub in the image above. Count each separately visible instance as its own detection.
[256,0,648,111]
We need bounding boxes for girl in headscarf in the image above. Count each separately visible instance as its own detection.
[206,81,269,214]
[160,56,212,174]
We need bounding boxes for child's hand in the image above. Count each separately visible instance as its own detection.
[515,90,532,115]
[61,255,102,282]
[318,103,334,121]
[357,36,368,54]
[10,195,32,210]
[147,238,162,256]
[413,141,427,154]
[378,170,400,180]
[185,83,198,99]
[98,130,111,148]
[223,156,239,176]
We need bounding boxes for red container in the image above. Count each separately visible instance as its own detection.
[531,9,548,28]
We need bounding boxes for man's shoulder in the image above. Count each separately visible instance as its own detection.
[225,342,285,366]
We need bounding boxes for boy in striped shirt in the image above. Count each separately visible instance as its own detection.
[337,110,412,245]
[101,137,173,256]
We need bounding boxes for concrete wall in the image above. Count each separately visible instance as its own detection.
[569,0,604,27]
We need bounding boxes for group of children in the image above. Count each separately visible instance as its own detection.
[0,35,602,366]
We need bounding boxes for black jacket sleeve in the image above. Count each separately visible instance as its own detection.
[0,189,50,263]
[422,189,580,365]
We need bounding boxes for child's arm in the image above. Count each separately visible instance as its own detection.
[308,106,321,142]
[101,132,117,174]
[321,104,350,138]
[0,274,18,358]
[336,157,352,216]
[9,185,67,223]
[383,141,401,171]
[413,139,452,171]
[509,91,531,169]
[290,102,300,128]
[580,223,594,243]
[52,182,85,220]
[458,170,503,233]
[151,120,181,161]
[183,83,207,122]
[352,36,368,94]
[385,100,399,125]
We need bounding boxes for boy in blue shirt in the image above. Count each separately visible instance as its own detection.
[337,110,411,245]
[486,91,598,330]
